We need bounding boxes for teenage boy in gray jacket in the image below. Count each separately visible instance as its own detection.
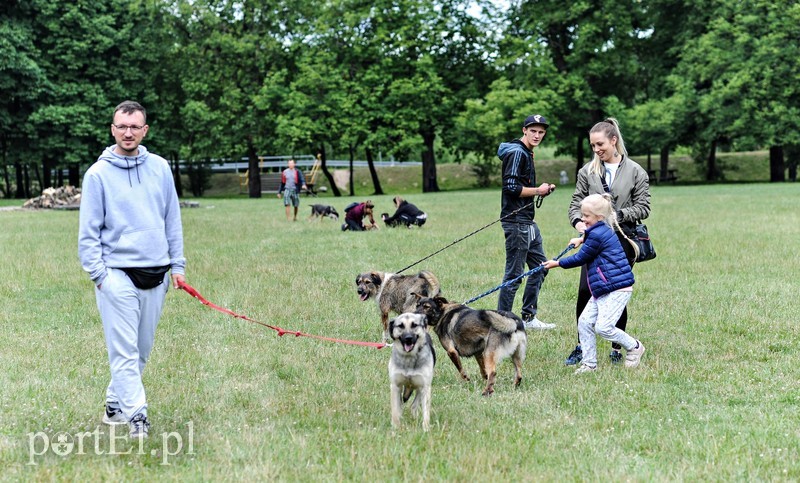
[78,101,186,439]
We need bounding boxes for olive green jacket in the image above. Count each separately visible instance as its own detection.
[568,156,651,228]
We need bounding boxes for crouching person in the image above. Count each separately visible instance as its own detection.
[342,200,378,231]
[382,196,428,228]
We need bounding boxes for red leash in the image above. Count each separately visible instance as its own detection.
[177,281,388,349]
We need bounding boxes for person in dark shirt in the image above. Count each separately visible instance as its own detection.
[382,196,428,228]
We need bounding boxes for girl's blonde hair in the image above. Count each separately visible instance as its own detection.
[588,117,628,177]
[581,193,640,260]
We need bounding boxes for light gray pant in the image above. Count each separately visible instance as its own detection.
[578,290,636,368]
[95,267,168,420]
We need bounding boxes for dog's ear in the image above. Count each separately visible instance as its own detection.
[419,314,428,328]
[355,274,361,285]
[388,318,396,340]
[371,272,382,286]
[433,296,448,306]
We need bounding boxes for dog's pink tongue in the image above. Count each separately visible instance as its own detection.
[403,343,414,352]
[359,293,369,301]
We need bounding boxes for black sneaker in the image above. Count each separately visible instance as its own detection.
[564,345,583,366]
[609,350,623,365]
[129,413,150,439]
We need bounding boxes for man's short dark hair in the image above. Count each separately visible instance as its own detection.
[113,101,147,123]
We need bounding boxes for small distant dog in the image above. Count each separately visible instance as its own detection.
[308,204,339,221]
[388,313,436,431]
[414,295,527,396]
[356,270,440,341]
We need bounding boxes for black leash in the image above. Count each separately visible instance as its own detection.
[396,196,546,274]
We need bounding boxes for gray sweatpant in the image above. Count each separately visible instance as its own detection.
[578,290,636,368]
[95,267,168,420]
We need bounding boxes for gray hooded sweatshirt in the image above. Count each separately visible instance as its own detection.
[78,145,185,284]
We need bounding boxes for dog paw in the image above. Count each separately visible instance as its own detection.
[481,388,494,397]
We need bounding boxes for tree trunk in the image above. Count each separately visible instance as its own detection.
[660,146,669,182]
[318,145,341,197]
[574,134,585,181]
[421,129,439,193]
[706,139,718,182]
[785,144,799,182]
[32,162,41,194]
[769,145,785,182]
[25,163,33,198]
[15,162,24,198]
[42,159,53,190]
[247,138,261,198]
[172,155,183,197]
[68,163,79,187]
[1,164,9,198]
[365,147,384,195]
[348,144,355,196]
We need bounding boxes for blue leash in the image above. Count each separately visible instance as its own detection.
[462,244,575,306]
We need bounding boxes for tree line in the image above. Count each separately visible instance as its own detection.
[2,0,797,199]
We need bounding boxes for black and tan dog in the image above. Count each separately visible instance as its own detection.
[388,313,436,431]
[356,270,440,341]
[308,204,339,221]
[414,295,527,396]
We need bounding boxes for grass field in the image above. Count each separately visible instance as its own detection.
[1,183,798,480]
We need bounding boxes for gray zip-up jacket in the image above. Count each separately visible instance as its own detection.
[569,156,651,228]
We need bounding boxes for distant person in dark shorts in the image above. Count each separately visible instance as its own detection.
[342,200,378,231]
[277,159,307,221]
[382,196,428,228]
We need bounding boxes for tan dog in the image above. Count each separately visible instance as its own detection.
[388,313,436,431]
[414,295,527,396]
[355,270,440,341]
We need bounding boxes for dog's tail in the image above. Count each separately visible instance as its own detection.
[489,310,523,334]
[417,270,441,297]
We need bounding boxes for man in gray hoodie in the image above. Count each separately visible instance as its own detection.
[78,100,186,439]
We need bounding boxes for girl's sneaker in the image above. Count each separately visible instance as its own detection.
[574,363,597,374]
[625,340,645,367]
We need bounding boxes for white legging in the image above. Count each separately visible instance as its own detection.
[95,267,168,419]
[578,289,636,368]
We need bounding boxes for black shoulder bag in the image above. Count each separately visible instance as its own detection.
[600,174,656,263]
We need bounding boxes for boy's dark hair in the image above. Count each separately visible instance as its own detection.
[113,101,147,123]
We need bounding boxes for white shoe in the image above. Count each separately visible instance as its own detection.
[574,363,597,375]
[625,340,645,368]
[102,404,127,425]
[523,317,556,330]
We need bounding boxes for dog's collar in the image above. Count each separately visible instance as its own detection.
[376,273,394,301]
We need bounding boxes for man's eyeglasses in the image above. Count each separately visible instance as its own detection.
[113,124,144,133]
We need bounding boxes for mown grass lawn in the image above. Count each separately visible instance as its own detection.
[1,183,798,480]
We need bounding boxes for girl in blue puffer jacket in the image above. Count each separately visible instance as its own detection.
[543,193,645,373]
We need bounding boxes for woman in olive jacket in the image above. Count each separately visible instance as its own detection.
[563,118,651,366]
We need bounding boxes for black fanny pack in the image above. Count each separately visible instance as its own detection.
[122,265,171,289]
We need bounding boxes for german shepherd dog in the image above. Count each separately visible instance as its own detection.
[355,270,440,341]
[388,313,436,431]
[414,295,527,396]
[308,204,339,221]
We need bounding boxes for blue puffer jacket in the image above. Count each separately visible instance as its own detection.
[559,221,634,297]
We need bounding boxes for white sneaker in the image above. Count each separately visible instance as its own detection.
[523,317,556,330]
[574,363,597,374]
[625,340,645,368]
[102,404,127,425]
